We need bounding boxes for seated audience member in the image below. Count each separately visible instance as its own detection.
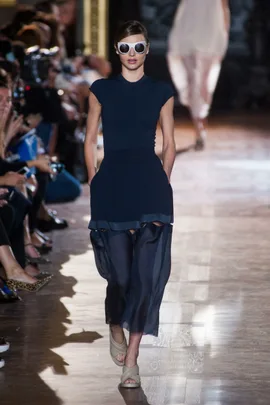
[0,188,51,291]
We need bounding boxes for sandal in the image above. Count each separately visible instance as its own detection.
[25,244,51,265]
[120,364,141,389]
[35,271,53,280]
[35,229,53,244]
[110,330,127,366]
[34,243,52,255]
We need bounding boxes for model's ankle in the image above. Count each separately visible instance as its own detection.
[125,349,139,365]
[110,324,125,344]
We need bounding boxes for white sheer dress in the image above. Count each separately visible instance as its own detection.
[167,0,229,119]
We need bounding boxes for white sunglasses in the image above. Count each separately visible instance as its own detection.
[117,41,147,55]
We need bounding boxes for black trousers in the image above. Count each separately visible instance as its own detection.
[0,217,9,246]
[0,204,26,268]
[28,171,49,233]
[0,187,31,268]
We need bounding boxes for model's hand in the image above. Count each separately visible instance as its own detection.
[0,172,25,186]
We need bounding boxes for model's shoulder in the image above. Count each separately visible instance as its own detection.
[90,78,107,89]
[146,76,173,89]
[91,77,120,88]
[145,77,175,106]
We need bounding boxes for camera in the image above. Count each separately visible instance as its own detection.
[51,162,64,174]
[50,162,65,181]
[21,45,59,85]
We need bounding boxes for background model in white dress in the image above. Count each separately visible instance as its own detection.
[167,0,230,123]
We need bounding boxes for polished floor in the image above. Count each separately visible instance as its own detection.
[1,115,270,405]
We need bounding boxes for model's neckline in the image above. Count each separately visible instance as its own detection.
[119,74,146,84]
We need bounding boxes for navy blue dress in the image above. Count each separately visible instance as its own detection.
[88,74,175,336]
[89,74,174,230]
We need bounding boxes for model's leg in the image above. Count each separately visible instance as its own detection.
[122,223,172,385]
[90,229,133,362]
[167,53,190,110]
[193,56,222,150]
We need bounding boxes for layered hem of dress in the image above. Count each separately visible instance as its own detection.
[88,213,173,231]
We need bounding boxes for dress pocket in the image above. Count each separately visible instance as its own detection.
[90,230,111,280]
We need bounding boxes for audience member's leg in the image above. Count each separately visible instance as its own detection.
[29,171,49,232]
[45,169,82,203]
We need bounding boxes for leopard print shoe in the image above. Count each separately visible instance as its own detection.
[6,276,52,292]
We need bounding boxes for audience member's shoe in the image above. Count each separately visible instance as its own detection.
[6,276,52,292]
[25,244,51,265]
[24,264,52,280]
[0,358,4,369]
[48,209,58,217]
[37,213,68,232]
[35,272,53,280]
[34,243,52,255]
[194,132,206,151]
[35,229,53,244]
[0,338,10,353]
[31,231,53,254]
[26,255,51,265]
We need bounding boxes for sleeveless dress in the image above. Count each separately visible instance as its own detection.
[88,74,175,336]
[89,74,174,230]
[167,0,229,118]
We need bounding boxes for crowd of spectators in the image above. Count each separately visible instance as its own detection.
[0,0,111,368]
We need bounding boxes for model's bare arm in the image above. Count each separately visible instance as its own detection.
[84,92,101,184]
[159,97,176,182]
[221,0,230,32]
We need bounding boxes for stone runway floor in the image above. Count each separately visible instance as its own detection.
[0,114,270,405]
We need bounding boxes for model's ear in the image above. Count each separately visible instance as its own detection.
[115,46,119,55]
[146,44,150,54]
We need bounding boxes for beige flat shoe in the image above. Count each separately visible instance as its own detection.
[120,364,141,389]
[110,330,127,366]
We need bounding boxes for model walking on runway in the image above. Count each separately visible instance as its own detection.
[84,20,175,388]
[167,0,230,150]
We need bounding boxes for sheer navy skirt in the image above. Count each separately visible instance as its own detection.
[90,223,172,336]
